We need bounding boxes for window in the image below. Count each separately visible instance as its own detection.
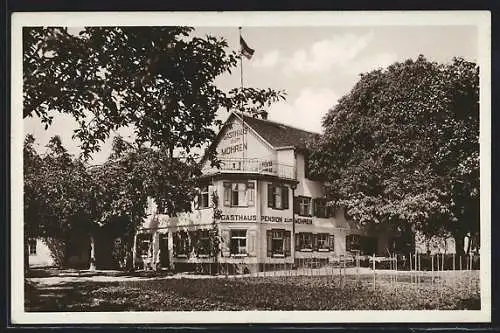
[317,233,331,251]
[173,231,190,257]
[224,182,255,207]
[197,230,210,256]
[267,184,289,209]
[198,186,210,209]
[28,238,37,255]
[137,233,152,256]
[296,233,313,251]
[267,229,291,257]
[230,229,247,255]
[314,198,329,218]
[272,230,284,256]
[298,196,312,216]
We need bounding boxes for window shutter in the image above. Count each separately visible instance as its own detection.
[193,193,200,210]
[313,234,319,251]
[312,198,317,217]
[284,231,291,257]
[329,234,335,251]
[248,230,256,256]
[267,184,274,208]
[221,229,230,257]
[172,232,178,256]
[309,198,313,216]
[247,182,255,206]
[304,153,310,179]
[282,186,289,209]
[295,233,300,251]
[293,197,300,214]
[223,185,231,206]
[325,201,330,218]
[266,230,272,257]
[208,185,216,207]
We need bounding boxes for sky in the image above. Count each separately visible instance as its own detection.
[24,25,478,165]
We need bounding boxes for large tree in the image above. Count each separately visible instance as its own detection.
[24,135,93,268]
[309,56,479,255]
[23,27,285,159]
[86,136,200,270]
[24,135,200,270]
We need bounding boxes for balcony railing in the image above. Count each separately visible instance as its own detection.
[202,158,296,180]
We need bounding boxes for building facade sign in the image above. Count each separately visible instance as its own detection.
[220,214,257,221]
[220,142,248,156]
[296,217,313,224]
[219,214,293,223]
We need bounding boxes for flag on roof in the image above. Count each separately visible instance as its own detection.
[240,36,255,60]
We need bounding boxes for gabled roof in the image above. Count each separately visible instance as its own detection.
[238,113,320,150]
[200,112,320,165]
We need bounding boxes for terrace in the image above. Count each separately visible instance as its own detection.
[201,158,296,180]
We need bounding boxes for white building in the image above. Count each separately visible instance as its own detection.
[134,112,399,273]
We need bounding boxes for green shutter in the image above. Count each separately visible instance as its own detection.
[304,153,310,179]
[313,234,318,251]
[282,186,289,209]
[268,184,274,208]
[285,231,291,257]
[266,230,273,257]
[329,234,335,251]
[223,186,231,206]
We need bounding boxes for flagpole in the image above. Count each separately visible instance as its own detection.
[238,26,246,167]
[239,27,244,90]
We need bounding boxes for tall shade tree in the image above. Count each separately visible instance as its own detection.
[24,135,200,270]
[23,27,285,159]
[24,135,93,268]
[309,56,479,255]
[86,136,200,270]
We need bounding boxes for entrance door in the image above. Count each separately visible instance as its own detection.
[159,233,169,268]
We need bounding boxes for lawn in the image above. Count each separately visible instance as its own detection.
[25,272,480,312]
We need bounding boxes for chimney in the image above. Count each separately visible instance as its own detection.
[260,110,268,120]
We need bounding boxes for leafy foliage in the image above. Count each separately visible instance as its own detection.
[23,27,286,159]
[24,135,92,240]
[309,56,479,254]
[24,135,200,268]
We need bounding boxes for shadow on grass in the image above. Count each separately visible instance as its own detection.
[25,274,480,312]
[27,267,176,279]
[25,279,132,312]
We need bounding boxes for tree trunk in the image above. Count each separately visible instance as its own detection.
[89,234,96,271]
[454,231,466,257]
[132,232,138,270]
[465,234,471,255]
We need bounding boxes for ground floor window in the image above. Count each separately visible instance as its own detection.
[28,238,37,255]
[317,233,331,251]
[296,233,313,251]
[173,231,190,257]
[267,229,291,257]
[295,233,334,251]
[197,230,211,256]
[230,229,247,255]
[137,233,152,256]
